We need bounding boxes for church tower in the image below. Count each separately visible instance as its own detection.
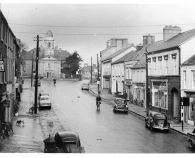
[44,30,55,56]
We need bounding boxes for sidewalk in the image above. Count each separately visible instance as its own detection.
[0,81,44,153]
[89,83,195,136]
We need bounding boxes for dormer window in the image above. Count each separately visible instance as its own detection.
[153,57,156,62]
[171,53,177,59]
[164,55,168,60]
[158,56,162,61]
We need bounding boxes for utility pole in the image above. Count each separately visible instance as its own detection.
[31,50,34,87]
[145,47,149,117]
[91,57,92,84]
[33,35,41,114]
[97,53,100,93]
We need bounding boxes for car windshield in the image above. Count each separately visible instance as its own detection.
[115,99,125,105]
[41,97,49,100]
[41,93,49,96]
[83,84,88,86]
[155,114,166,119]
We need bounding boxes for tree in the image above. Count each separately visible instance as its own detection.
[62,51,83,77]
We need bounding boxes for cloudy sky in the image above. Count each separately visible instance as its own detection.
[1,1,195,65]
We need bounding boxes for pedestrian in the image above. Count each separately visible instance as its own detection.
[123,91,127,100]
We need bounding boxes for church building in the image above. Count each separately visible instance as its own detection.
[22,30,70,79]
[38,30,61,79]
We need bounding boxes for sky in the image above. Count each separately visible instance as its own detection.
[1,1,195,66]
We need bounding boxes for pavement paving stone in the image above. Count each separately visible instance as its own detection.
[89,83,195,136]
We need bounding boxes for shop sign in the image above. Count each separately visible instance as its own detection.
[125,79,132,85]
[3,100,10,107]
[0,60,5,72]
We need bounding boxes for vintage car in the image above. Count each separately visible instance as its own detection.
[38,91,49,98]
[81,83,89,90]
[54,131,84,153]
[145,111,170,132]
[187,129,195,149]
[113,98,129,114]
[39,95,51,109]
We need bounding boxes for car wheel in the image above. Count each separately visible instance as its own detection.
[189,140,194,148]
[150,123,153,131]
[113,108,116,113]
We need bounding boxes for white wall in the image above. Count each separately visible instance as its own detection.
[148,49,179,76]
[180,37,195,64]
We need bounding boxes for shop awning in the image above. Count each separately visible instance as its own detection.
[184,89,195,94]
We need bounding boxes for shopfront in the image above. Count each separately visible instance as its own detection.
[125,79,132,100]
[151,80,168,112]
[133,83,146,107]
[183,91,195,125]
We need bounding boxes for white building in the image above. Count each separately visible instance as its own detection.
[147,26,195,120]
[38,30,61,79]
[101,38,135,90]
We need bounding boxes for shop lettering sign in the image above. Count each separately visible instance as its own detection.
[0,60,5,72]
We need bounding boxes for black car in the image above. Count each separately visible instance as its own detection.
[113,98,129,114]
[145,110,170,132]
[54,131,84,153]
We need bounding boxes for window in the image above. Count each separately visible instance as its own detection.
[192,70,195,88]
[184,71,186,88]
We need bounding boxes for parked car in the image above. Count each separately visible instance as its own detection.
[38,91,49,100]
[113,98,129,114]
[81,83,89,90]
[39,95,51,109]
[145,110,170,132]
[54,131,84,153]
[187,129,195,149]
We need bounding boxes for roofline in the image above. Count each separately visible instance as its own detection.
[112,61,124,65]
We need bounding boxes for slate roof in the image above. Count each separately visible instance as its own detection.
[147,28,195,52]
[102,44,135,62]
[182,54,195,66]
[112,50,137,65]
[132,54,146,69]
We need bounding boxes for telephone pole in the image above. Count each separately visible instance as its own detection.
[97,54,100,93]
[33,35,41,114]
[31,50,34,87]
[91,57,92,84]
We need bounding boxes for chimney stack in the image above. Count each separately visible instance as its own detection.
[163,25,181,41]
[143,34,155,46]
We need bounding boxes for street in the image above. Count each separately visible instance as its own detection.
[36,79,195,153]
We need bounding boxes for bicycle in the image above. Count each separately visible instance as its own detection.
[1,122,14,139]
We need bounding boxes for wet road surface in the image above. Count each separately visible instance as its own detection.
[38,79,195,153]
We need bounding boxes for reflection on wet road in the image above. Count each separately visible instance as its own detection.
[39,79,195,153]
